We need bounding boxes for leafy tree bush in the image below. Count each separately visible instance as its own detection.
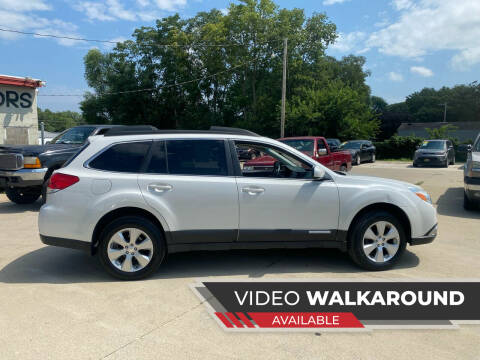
[374,136,423,160]
[80,0,377,139]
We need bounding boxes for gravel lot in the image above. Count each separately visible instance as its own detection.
[0,161,478,360]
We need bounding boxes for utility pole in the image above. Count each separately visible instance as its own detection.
[442,102,447,123]
[281,38,288,138]
[40,121,45,145]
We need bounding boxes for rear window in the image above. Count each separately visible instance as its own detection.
[62,141,90,168]
[89,141,151,173]
[164,140,227,176]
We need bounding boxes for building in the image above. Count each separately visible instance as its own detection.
[397,121,480,142]
[0,74,44,145]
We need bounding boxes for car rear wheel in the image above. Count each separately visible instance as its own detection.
[371,153,376,163]
[5,186,41,204]
[348,211,407,271]
[98,216,166,280]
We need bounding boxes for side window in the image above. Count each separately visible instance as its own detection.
[89,141,151,173]
[236,141,313,179]
[317,140,326,150]
[146,141,167,174]
[166,140,228,176]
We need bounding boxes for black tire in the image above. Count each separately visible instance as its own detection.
[442,159,448,168]
[355,155,361,166]
[5,186,41,204]
[450,157,455,165]
[464,192,475,211]
[371,153,376,163]
[98,216,166,280]
[348,210,407,271]
[413,162,418,168]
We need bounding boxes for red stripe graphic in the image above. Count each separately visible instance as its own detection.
[226,312,244,328]
[248,312,363,328]
[236,312,255,328]
[215,312,234,328]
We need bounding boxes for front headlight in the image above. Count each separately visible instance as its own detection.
[23,157,42,169]
[408,186,432,204]
[243,166,254,171]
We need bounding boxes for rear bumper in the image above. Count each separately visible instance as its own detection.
[0,168,47,187]
[40,234,90,252]
[410,224,437,246]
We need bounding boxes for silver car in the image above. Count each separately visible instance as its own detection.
[39,126,437,280]
[464,133,480,210]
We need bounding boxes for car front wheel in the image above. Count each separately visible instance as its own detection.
[98,216,166,280]
[348,211,407,271]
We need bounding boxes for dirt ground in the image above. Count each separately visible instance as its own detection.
[0,161,478,359]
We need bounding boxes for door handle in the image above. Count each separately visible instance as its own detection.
[242,186,265,195]
[148,183,173,193]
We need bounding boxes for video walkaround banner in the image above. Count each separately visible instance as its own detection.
[191,280,480,331]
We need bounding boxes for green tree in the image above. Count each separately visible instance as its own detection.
[80,0,377,139]
[37,108,83,132]
[425,124,458,139]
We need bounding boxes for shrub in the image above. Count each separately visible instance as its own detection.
[374,136,423,160]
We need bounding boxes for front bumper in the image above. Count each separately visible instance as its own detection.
[414,156,447,166]
[410,224,437,245]
[0,168,47,187]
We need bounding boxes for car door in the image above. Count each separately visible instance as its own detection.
[137,139,239,244]
[232,140,340,243]
[314,139,335,169]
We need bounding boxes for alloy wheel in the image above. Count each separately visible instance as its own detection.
[107,228,154,272]
[362,221,400,263]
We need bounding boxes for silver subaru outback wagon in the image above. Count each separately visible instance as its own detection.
[39,126,437,280]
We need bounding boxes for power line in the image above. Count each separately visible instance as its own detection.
[37,62,246,97]
[0,26,282,48]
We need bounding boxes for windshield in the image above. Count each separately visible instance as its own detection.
[51,127,96,144]
[340,141,362,150]
[420,141,446,150]
[474,138,480,152]
[279,139,315,156]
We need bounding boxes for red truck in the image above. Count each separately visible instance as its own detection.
[243,136,352,172]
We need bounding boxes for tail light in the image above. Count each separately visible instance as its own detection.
[48,173,79,191]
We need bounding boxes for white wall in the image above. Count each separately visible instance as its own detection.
[0,84,39,145]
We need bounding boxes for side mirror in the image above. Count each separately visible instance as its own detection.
[313,166,326,180]
[330,145,338,152]
[317,148,328,156]
[467,144,472,152]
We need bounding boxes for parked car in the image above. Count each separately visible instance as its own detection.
[339,140,376,165]
[243,136,352,173]
[39,126,437,280]
[0,125,118,204]
[464,133,480,210]
[326,138,341,151]
[413,139,455,168]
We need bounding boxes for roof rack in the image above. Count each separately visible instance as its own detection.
[103,125,158,136]
[104,125,261,137]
